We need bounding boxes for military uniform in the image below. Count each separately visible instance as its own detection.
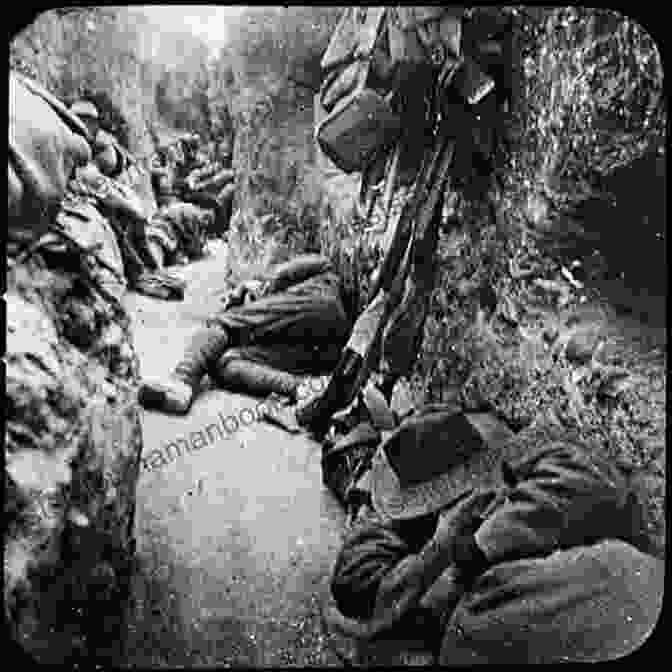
[147,145,212,264]
[183,159,236,236]
[58,170,128,299]
[64,163,156,285]
[146,202,210,265]
[328,426,661,663]
[209,259,351,377]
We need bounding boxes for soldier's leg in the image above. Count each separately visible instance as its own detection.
[138,323,231,414]
[210,358,303,401]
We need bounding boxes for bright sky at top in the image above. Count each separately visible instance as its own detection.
[132,5,248,51]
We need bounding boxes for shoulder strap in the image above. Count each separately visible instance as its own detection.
[321,7,387,71]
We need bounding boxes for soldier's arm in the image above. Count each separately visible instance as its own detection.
[473,441,631,565]
[264,255,334,294]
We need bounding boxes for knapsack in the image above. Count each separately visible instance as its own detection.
[316,8,512,176]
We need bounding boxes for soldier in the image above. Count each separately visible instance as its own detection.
[173,133,205,198]
[145,148,213,269]
[8,73,91,255]
[68,101,158,287]
[149,144,177,207]
[323,417,661,663]
[69,100,127,177]
[138,254,356,414]
[183,137,236,238]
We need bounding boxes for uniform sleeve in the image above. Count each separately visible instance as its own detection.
[331,508,458,623]
[474,441,631,564]
[331,519,412,619]
[265,255,334,293]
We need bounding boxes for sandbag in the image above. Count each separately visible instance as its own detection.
[8,72,91,253]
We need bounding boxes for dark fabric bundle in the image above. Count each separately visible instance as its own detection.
[321,423,381,508]
[439,539,664,664]
[146,203,209,262]
[8,71,91,254]
[331,521,411,620]
[212,271,350,350]
[264,254,334,294]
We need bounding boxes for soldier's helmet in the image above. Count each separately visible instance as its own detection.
[70,100,100,120]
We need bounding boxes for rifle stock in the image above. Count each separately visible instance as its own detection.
[352,126,456,396]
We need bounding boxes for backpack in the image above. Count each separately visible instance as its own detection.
[316,8,401,174]
[316,8,513,177]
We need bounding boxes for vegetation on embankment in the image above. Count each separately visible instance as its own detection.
[412,7,666,555]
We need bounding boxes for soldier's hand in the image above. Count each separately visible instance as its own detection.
[433,490,494,559]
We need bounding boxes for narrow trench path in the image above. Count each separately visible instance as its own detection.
[117,166,667,665]
[121,242,345,667]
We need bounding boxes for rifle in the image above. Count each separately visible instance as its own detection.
[327,116,457,410]
[352,120,456,397]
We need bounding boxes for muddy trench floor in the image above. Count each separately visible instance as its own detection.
[121,241,345,667]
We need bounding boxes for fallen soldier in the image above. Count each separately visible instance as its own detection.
[138,254,357,414]
[64,161,158,285]
[68,101,161,282]
[145,202,212,269]
[183,139,237,237]
[146,150,212,269]
[322,413,662,664]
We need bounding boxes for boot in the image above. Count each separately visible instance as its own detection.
[138,326,230,414]
[295,349,363,437]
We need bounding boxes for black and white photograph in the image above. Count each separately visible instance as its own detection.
[7,5,666,666]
